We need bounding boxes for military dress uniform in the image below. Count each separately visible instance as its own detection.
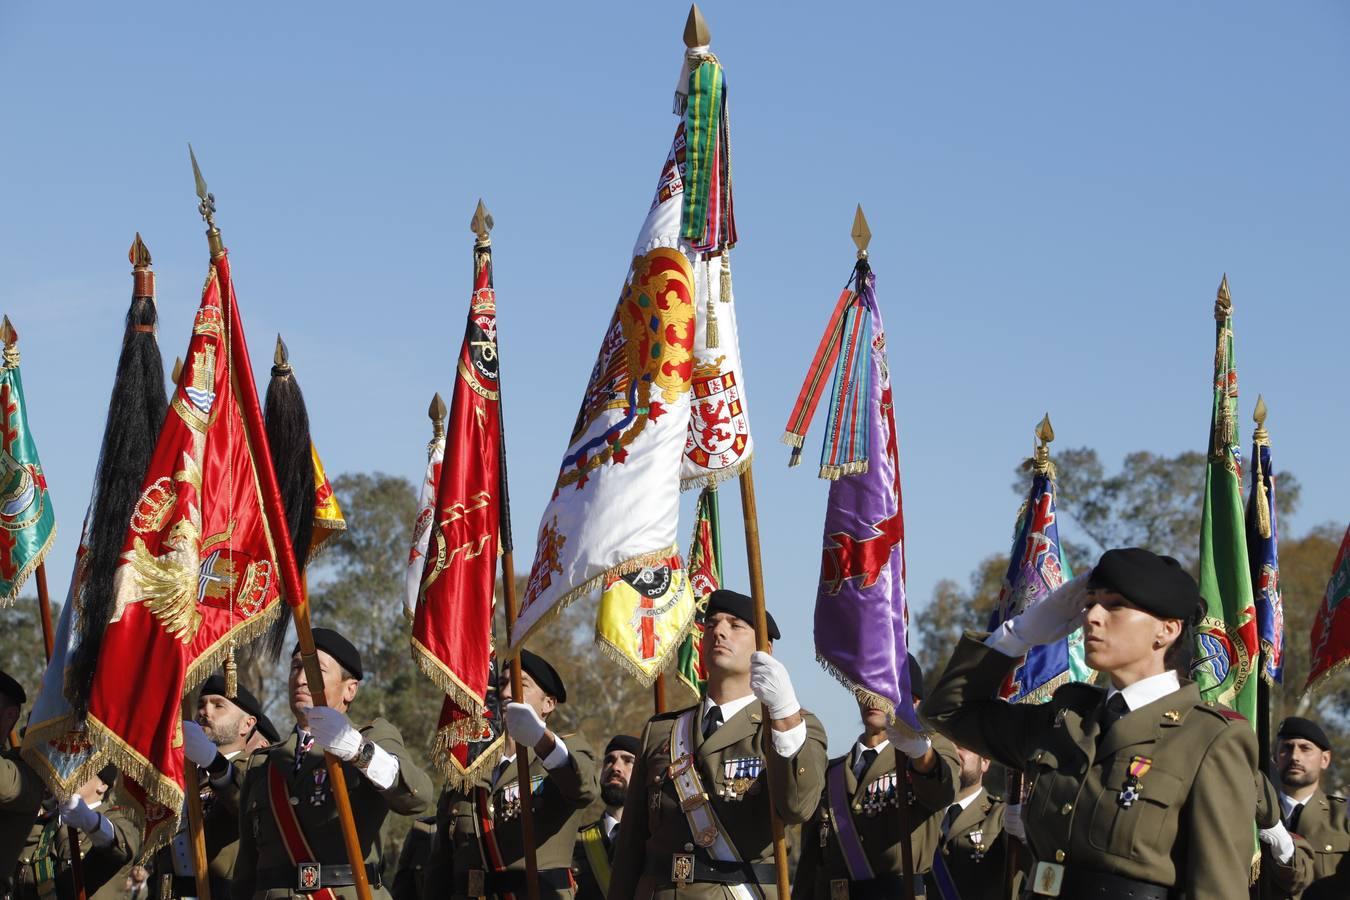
[606,697,829,900]
[15,794,141,900]
[794,736,959,898]
[0,747,43,896]
[231,717,433,900]
[1267,789,1350,900]
[925,788,1013,900]
[429,731,599,899]
[151,753,250,898]
[922,632,1258,900]
[572,813,618,900]
[389,815,435,900]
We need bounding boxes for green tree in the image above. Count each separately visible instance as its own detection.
[2,596,53,711]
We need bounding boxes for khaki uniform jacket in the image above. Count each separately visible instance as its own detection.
[571,817,615,900]
[389,816,435,900]
[793,737,958,898]
[152,752,250,898]
[0,749,43,894]
[920,633,1258,900]
[15,801,141,900]
[925,789,1014,900]
[428,732,599,900]
[606,700,829,900]
[231,718,434,900]
[1264,789,1350,900]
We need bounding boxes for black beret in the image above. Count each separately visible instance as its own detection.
[1277,716,1331,752]
[0,670,26,706]
[294,628,363,680]
[908,654,925,701]
[704,589,780,640]
[519,650,566,703]
[96,765,118,790]
[254,711,281,745]
[198,675,264,722]
[1088,548,1204,623]
[605,734,641,758]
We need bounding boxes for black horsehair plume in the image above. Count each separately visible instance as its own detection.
[261,335,314,658]
[67,235,169,715]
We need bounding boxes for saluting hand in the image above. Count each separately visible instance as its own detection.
[307,706,363,761]
[995,573,1091,656]
[750,651,800,720]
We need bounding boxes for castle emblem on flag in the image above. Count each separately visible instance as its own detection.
[685,360,749,471]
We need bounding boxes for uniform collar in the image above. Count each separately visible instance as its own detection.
[702,692,756,722]
[954,786,984,813]
[1105,669,1179,712]
[853,739,890,763]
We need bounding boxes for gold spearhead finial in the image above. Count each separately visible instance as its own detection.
[852,205,872,259]
[272,334,293,376]
[189,144,209,200]
[172,356,184,385]
[1036,413,1055,444]
[1032,413,1055,475]
[684,4,711,48]
[1215,273,1231,317]
[1253,393,1267,426]
[471,199,494,247]
[130,233,155,297]
[129,233,152,268]
[189,144,225,259]
[429,392,447,443]
[0,316,15,347]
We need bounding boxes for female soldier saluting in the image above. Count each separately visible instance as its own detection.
[918,548,1257,900]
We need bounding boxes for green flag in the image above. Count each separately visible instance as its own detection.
[676,487,722,699]
[0,318,56,605]
[1191,277,1258,725]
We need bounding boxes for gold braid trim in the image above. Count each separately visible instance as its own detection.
[181,595,284,698]
[780,431,806,449]
[0,522,56,607]
[20,721,113,804]
[679,452,752,493]
[594,601,699,689]
[1304,653,1350,698]
[819,460,868,481]
[817,654,932,733]
[1011,671,1072,707]
[410,635,490,741]
[82,714,185,861]
[432,731,507,793]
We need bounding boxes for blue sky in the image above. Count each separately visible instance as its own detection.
[2,2,1347,749]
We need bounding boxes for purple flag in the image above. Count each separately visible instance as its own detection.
[790,264,916,729]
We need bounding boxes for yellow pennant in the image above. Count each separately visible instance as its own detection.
[311,443,346,550]
[594,553,695,686]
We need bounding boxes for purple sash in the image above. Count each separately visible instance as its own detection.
[827,759,875,881]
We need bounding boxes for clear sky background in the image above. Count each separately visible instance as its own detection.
[2,2,1346,750]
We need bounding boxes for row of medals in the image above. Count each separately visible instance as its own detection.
[718,757,763,801]
[859,773,902,816]
[495,776,543,821]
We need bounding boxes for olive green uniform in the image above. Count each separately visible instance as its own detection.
[925,789,1015,900]
[793,737,959,898]
[0,749,43,895]
[389,816,434,900]
[571,816,617,900]
[607,700,829,900]
[232,718,433,900]
[1265,789,1350,900]
[151,753,250,898]
[921,633,1258,900]
[427,732,599,899]
[14,800,141,900]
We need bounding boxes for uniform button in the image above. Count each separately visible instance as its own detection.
[1061,803,1073,814]
[289,797,299,806]
[853,804,862,812]
[1055,850,1066,862]
[799,767,806,775]
[1327,844,1334,852]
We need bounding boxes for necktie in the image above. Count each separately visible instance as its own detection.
[1100,693,1130,733]
[294,731,314,773]
[854,747,878,779]
[494,757,514,786]
[703,706,724,739]
[1286,803,1304,833]
[940,803,962,838]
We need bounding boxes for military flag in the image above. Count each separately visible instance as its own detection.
[1246,396,1283,686]
[514,23,730,658]
[412,203,505,786]
[0,316,56,606]
[404,394,445,621]
[1191,276,1258,726]
[676,486,721,698]
[986,417,1092,704]
[786,215,919,729]
[80,240,286,852]
[1307,523,1350,692]
[310,443,346,551]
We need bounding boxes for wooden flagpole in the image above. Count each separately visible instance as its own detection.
[477,201,542,900]
[653,673,668,714]
[191,146,372,900]
[180,697,213,900]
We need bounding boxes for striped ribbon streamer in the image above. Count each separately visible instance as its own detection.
[781,287,856,467]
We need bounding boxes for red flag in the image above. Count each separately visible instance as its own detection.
[1307,523,1350,692]
[412,231,503,786]
[85,251,285,853]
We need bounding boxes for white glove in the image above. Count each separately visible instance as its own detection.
[884,717,932,760]
[504,702,547,748]
[750,651,800,720]
[181,720,219,768]
[989,574,1091,657]
[1259,820,1296,864]
[306,707,363,761]
[1004,803,1026,841]
[60,794,101,833]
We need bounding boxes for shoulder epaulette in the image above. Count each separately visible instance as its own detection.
[1194,703,1247,723]
[651,705,693,723]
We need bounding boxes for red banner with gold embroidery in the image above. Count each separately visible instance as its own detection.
[84,251,284,853]
[412,237,502,784]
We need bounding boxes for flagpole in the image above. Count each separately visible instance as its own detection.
[190,146,373,900]
[35,565,54,660]
[476,202,542,900]
[736,464,791,898]
[180,697,213,900]
[653,673,668,714]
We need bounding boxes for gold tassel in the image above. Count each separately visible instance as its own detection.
[720,251,732,303]
[1254,456,1272,539]
[705,298,719,348]
[224,646,238,698]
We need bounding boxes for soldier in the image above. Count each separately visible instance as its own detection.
[16,765,140,900]
[922,547,1260,899]
[794,655,958,899]
[232,628,434,900]
[607,589,829,899]
[428,649,599,899]
[0,669,42,896]
[389,815,435,900]
[573,734,639,900]
[926,745,1013,900]
[154,674,265,898]
[1263,716,1349,899]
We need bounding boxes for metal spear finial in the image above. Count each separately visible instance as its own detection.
[0,316,15,347]
[272,335,293,376]
[172,357,184,385]
[1252,394,1270,446]
[471,199,494,247]
[130,233,155,297]
[189,144,225,259]
[685,4,711,48]
[1215,273,1231,318]
[852,205,872,260]
[429,392,447,442]
[129,233,152,268]
[1032,413,1055,475]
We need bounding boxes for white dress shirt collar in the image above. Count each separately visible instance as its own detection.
[702,692,757,723]
[1105,669,1180,712]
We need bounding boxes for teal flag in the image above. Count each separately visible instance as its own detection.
[0,320,56,605]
